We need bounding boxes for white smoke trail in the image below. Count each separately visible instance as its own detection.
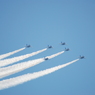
[0,51,64,79]
[0,48,25,60]
[0,48,47,67]
[0,59,79,90]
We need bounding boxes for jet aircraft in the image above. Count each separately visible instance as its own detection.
[44,57,49,60]
[61,42,66,45]
[47,45,53,49]
[80,55,85,59]
[26,44,31,48]
[65,48,69,51]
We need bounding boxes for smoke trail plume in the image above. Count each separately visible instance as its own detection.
[0,59,79,90]
[0,48,25,60]
[0,51,64,79]
[0,48,47,67]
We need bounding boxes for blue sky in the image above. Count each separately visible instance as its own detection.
[0,0,95,95]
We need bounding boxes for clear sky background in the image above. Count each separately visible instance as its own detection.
[0,0,95,95]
